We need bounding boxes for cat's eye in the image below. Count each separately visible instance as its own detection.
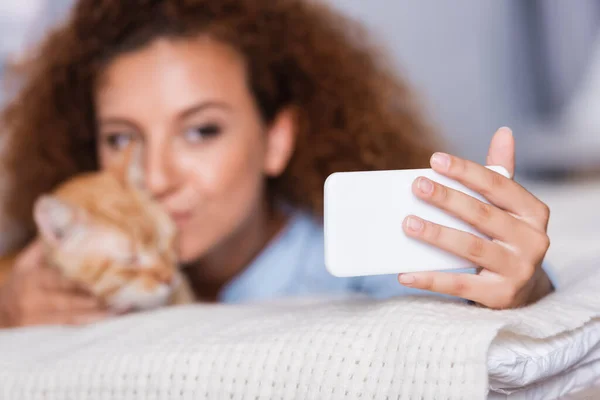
[124,254,139,265]
[183,124,222,143]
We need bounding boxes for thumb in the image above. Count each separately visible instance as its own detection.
[486,127,515,179]
[15,239,46,272]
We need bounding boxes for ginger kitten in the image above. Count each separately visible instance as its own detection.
[31,143,195,312]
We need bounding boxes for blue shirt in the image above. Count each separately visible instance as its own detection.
[219,210,514,303]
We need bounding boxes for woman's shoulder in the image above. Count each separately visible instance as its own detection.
[219,208,358,302]
[280,209,470,300]
[221,207,446,303]
[267,209,428,299]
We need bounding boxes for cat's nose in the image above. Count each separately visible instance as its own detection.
[153,269,174,284]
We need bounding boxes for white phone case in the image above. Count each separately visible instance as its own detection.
[323,166,511,277]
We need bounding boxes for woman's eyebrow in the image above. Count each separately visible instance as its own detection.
[96,118,140,132]
[177,101,232,120]
[96,101,232,129]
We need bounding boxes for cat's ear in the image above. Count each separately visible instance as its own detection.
[33,195,87,245]
[111,141,146,191]
[125,141,145,190]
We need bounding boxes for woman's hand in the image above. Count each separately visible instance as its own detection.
[0,240,110,328]
[398,127,554,309]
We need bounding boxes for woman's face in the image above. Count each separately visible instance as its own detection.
[95,37,295,264]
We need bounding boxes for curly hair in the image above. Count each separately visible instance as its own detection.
[0,0,439,250]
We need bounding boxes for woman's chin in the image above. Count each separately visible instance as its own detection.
[177,248,201,266]
[176,238,210,266]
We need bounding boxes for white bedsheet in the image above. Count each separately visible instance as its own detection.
[1,263,600,400]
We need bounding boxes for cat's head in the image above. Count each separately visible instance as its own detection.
[33,143,181,312]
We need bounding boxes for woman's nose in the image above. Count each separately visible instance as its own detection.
[145,143,177,199]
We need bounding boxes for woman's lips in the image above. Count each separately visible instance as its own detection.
[169,211,193,227]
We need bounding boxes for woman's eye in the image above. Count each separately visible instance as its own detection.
[103,133,134,150]
[184,124,222,143]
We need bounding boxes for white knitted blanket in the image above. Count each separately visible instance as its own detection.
[1,266,600,400]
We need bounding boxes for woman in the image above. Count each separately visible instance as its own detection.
[0,0,554,328]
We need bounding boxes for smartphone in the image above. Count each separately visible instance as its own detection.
[323,165,510,277]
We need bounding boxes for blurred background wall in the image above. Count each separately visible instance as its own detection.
[329,0,600,176]
[1,0,599,177]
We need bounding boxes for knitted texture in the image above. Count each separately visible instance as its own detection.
[1,269,599,400]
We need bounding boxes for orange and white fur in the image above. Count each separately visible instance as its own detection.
[31,143,195,312]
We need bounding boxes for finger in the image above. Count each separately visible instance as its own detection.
[403,216,518,275]
[65,311,112,326]
[38,267,90,293]
[44,292,105,313]
[486,127,515,178]
[14,240,46,272]
[22,311,111,327]
[412,176,532,243]
[429,152,550,229]
[397,271,515,309]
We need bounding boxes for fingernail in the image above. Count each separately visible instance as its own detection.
[495,127,515,149]
[417,178,434,195]
[406,216,423,232]
[431,152,451,170]
[111,307,131,316]
[399,274,415,285]
[498,126,513,137]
